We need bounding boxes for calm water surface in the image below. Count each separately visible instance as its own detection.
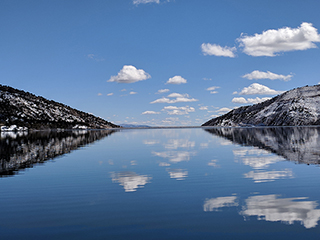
[1,127,320,239]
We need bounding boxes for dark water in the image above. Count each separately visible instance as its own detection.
[1,127,320,239]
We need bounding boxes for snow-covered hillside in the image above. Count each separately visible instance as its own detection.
[0,84,119,129]
[202,85,320,127]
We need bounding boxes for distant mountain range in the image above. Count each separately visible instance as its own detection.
[0,84,119,129]
[203,85,320,127]
[120,124,151,128]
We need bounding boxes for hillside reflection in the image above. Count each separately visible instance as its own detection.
[0,130,117,176]
[204,127,320,165]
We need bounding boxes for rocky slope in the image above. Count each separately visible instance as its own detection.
[0,84,119,129]
[202,85,320,127]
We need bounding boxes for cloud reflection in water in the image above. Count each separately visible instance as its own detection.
[207,159,220,168]
[244,169,293,183]
[164,139,195,149]
[152,151,196,163]
[167,168,188,180]
[241,194,320,229]
[233,148,283,169]
[204,196,238,212]
[204,194,320,228]
[111,171,152,192]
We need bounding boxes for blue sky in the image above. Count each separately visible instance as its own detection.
[1,0,320,126]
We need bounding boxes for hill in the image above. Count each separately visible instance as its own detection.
[202,85,320,127]
[0,84,119,129]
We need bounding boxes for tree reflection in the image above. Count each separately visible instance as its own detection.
[204,127,320,165]
[0,130,117,176]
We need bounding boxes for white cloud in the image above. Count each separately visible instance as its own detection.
[236,83,284,95]
[162,106,195,115]
[231,97,247,104]
[97,93,102,96]
[87,53,105,62]
[206,86,220,94]
[232,96,271,104]
[142,111,160,115]
[150,93,198,104]
[157,89,170,94]
[107,93,114,96]
[108,65,151,83]
[217,107,233,113]
[87,54,95,59]
[242,70,293,81]
[201,43,236,57]
[133,0,160,5]
[238,22,320,57]
[166,76,187,84]
[129,91,137,95]
[199,106,208,110]
[161,117,179,125]
[203,78,212,81]
[150,97,171,104]
[206,86,220,91]
[167,93,188,98]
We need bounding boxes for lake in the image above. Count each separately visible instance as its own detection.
[1,127,320,239]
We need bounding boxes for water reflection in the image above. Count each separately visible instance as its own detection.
[233,148,283,169]
[204,127,320,165]
[241,194,320,229]
[243,169,293,183]
[2,127,320,237]
[152,151,196,163]
[1,131,28,139]
[164,139,195,149]
[207,159,220,168]
[203,196,238,212]
[0,130,117,176]
[111,171,152,192]
[167,168,188,180]
[142,130,197,183]
[204,194,320,228]
[143,140,160,145]
[159,162,171,167]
